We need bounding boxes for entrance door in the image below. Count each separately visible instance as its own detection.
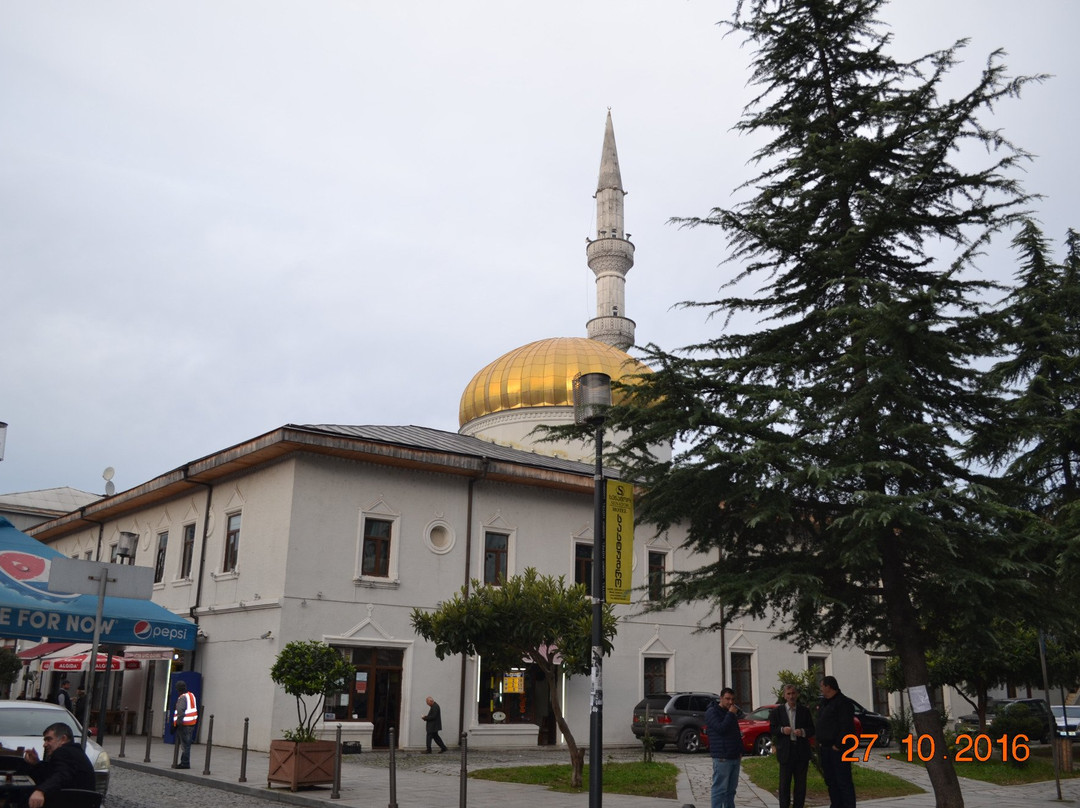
[343,647,403,748]
[372,668,402,748]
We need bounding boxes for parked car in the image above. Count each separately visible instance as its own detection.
[851,700,892,746]
[1052,705,1080,739]
[0,700,110,796]
[632,692,720,753]
[700,703,865,756]
[956,698,1053,743]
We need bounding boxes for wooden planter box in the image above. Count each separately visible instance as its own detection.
[267,739,337,791]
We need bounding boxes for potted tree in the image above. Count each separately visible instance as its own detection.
[267,640,354,792]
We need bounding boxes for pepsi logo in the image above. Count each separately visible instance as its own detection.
[134,620,152,640]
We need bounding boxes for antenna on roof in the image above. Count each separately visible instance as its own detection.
[103,467,115,497]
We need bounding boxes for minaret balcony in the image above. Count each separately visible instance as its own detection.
[586,237,635,264]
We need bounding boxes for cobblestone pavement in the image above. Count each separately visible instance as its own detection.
[105,746,716,808]
[106,765,289,808]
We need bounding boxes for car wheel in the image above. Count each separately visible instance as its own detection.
[877,727,891,747]
[754,734,772,756]
[677,727,701,753]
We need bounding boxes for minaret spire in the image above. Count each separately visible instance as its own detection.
[586,110,636,350]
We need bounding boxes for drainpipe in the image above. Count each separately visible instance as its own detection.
[186,473,214,672]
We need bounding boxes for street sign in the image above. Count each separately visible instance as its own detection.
[48,557,154,601]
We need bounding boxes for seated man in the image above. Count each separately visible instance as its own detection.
[7,723,96,808]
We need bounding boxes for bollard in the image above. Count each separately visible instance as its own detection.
[143,717,153,763]
[331,724,342,799]
[388,726,398,808]
[202,714,214,775]
[118,710,128,759]
[459,732,468,808]
[239,717,249,783]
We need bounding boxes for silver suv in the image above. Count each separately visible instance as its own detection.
[631,691,719,753]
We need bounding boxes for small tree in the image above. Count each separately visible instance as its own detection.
[411,567,617,788]
[270,640,354,743]
[0,648,21,696]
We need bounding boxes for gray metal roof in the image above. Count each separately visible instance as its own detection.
[296,424,598,477]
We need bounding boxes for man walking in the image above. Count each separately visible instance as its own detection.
[770,684,815,808]
[705,688,742,808]
[172,681,199,769]
[422,696,447,753]
[817,676,856,808]
[55,681,72,712]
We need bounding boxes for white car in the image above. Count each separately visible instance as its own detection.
[0,700,110,796]
[1052,704,1080,739]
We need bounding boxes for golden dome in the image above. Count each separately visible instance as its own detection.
[459,337,650,427]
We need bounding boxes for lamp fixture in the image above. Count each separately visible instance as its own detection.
[117,532,138,562]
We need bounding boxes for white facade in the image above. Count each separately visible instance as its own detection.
[25,424,900,752]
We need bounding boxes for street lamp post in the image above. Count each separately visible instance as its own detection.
[573,372,612,808]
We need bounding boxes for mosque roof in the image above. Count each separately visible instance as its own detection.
[458,337,651,427]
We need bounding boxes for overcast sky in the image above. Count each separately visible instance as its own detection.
[2,1,1077,498]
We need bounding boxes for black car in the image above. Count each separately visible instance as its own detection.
[851,700,892,746]
[631,692,720,753]
[957,697,1053,743]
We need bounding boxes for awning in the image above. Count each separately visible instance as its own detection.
[0,517,196,649]
[17,641,71,661]
[39,645,141,672]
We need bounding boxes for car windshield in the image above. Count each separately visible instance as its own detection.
[2,708,83,738]
[1051,706,1080,719]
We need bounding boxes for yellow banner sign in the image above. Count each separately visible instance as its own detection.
[605,479,634,604]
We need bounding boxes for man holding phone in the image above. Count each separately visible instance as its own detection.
[705,687,742,808]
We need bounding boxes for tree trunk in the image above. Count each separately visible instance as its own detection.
[880,540,964,808]
[541,662,586,788]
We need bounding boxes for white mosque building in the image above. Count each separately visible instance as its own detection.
[21,113,900,752]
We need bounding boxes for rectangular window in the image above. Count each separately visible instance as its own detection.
[870,657,890,717]
[223,512,241,573]
[180,523,196,579]
[644,657,667,696]
[731,652,753,708]
[484,532,508,585]
[808,655,827,679]
[154,531,168,583]
[361,518,393,577]
[647,551,666,601]
[574,543,593,596]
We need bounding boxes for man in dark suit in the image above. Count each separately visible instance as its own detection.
[13,721,96,808]
[421,696,447,753]
[817,676,856,808]
[770,684,815,808]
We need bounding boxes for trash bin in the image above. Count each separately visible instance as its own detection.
[1056,737,1073,772]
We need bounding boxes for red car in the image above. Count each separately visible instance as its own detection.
[701,704,863,756]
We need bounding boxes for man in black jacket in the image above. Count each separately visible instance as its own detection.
[816,676,856,808]
[13,722,96,808]
[770,684,815,808]
[422,696,447,753]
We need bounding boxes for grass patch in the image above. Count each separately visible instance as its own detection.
[890,743,1080,786]
[742,756,924,803]
[470,761,679,798]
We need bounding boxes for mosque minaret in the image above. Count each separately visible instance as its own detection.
[585,110,636,350]
[458,112,660,462]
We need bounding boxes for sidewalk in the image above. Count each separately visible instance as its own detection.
[100,735,1080,808]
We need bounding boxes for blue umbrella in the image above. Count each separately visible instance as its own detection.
[0,516,196,649]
